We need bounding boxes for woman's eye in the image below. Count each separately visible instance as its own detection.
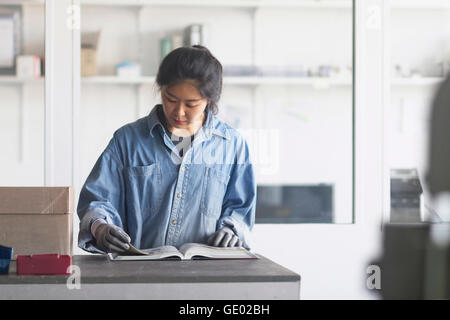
[186,105,198,108]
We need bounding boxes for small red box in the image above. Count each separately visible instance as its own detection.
[17,254,71,275]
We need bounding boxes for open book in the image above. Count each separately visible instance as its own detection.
[107,243,258,261]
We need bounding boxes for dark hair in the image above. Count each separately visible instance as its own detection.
[156,45,223,115]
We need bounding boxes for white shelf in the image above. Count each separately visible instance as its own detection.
[81,75,352,87]
[81,76,156,84]
[390,0,450,9]
[391,77,445,86]
[1,0,44,5]
[224,76,352,86]
[11,0,449,9]
[80,0,352,8]
[7,76,442,88]
[0,76,44,84]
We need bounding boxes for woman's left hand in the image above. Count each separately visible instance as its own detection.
[207,226,243,247]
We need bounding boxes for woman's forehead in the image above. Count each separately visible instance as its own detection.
[163,80,205,100]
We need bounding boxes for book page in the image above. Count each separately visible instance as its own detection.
[109,245,182,261]
[179,243,258,260]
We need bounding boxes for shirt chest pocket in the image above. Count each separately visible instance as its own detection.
[200,166,230,219]
[125,163,162,217]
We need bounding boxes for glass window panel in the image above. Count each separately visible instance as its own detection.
[0,1,45,186]
[388,0,450,222]
[79,0,354,223]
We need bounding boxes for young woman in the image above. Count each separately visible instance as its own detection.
[77,45,256,254]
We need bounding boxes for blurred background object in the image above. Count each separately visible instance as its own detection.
[81,31,101,77]
[374,74,450,300]
[390,168,424,223]
[376,222,449,300]
[427,76,450,197]
[0,5,21,76]
[377,223,449,299]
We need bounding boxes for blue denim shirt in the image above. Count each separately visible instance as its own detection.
[77,105,256,253]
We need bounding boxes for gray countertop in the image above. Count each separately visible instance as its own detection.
[0,254,300,285]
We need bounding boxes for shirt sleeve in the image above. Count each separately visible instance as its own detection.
[77,135,126,253]
[218,137,256,250]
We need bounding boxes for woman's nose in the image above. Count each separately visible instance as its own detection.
[174,103,186,117]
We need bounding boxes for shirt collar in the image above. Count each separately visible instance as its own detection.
[147,104,230,140]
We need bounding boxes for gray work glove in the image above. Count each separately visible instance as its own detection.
[207,226,243,247]
[93,224,131,253]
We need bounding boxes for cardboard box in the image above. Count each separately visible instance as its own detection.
[0,187,74,259]
[81,31,100,77]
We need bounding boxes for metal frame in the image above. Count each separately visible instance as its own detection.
[44,0,78,187]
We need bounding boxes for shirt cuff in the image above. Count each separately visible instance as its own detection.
[78,208,113,254]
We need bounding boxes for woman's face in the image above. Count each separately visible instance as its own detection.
[161,80,209,136]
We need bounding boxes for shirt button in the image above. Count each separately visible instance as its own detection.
[181,166,186,172]
[172,219,178,225]
[177,193,182,198]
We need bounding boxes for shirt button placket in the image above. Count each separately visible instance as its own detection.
[169,164,187,245]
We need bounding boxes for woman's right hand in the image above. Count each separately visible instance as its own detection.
[93,224,131,253]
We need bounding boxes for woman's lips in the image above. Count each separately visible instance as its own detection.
[174,119,186,124]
